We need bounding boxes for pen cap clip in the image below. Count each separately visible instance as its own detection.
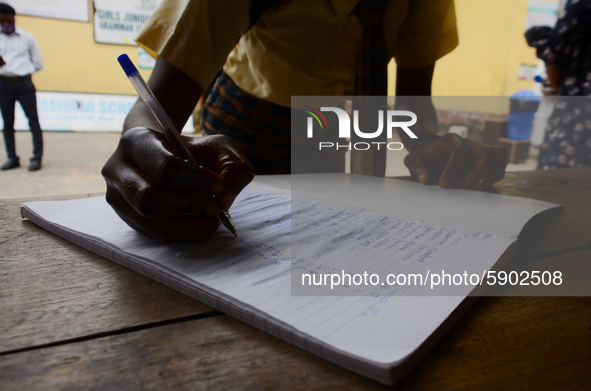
[117,54,139,77]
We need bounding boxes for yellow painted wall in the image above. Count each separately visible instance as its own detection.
[20,0,555,103]
[388,0,560,102]
[18,0,150,95]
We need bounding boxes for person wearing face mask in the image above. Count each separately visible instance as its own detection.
[0,3,44,171]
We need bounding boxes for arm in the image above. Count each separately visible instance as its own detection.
[29,35,44,73]
[396,65,507,189]
[123,56,202,134]
[395,65,439,151]
[102,57,254,241]
[545,63,564,90]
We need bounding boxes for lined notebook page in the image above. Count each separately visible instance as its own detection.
[291,173,559,239]
[21,186,521,384]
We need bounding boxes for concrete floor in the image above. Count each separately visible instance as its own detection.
[0,131,538,200]
[0,132,120,199]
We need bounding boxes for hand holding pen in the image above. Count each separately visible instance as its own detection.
[101,55,254,241]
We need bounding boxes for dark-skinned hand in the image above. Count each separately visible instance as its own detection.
[102,128,255,241]
[404,133,508,189]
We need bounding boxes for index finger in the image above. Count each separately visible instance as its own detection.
[190,135,255,210]
[482,147,508,188]
[439,148,466,188]
[460,147,496,188]
[123,127,224,194]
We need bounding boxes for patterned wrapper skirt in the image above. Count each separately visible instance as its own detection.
[537,97,591,169]
[202,72,345,175]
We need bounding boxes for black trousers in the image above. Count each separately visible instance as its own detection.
[0,78,43,162]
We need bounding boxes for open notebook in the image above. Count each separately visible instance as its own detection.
[20,174,558,385]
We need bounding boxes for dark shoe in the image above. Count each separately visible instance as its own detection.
[1,160,20,170]
[28,160,41,171]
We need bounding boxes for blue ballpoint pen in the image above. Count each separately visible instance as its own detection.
[117,54,237,237]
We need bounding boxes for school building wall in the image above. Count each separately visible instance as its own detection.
[18,1,149,96]
[19,0,557,107]
[390,0,557,101]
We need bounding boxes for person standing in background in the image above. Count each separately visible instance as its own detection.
[0,3,44,171]
[526,0,591,169]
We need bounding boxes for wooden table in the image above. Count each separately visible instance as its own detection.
[1,169,590,390]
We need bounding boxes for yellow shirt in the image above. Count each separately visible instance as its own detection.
[137,0,458,107]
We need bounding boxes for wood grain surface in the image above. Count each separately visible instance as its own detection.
[496,169,591,257]
[1,170,590,389]
[1,276,589,390]
[396,295,591,390]
[0,315,386,390]
[0,195,216,354]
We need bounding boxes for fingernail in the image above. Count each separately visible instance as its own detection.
[206,202,220,216]
[418,173,428,184]
[218,193,238,211]
[212,180,225,194]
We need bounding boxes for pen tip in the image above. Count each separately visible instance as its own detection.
[218,209,237,237]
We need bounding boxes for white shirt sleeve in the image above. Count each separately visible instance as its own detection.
[29,35,44,73]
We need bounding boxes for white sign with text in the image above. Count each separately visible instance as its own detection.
[14,0,90,22]
[93,0,162,45]
[3,91,194,133]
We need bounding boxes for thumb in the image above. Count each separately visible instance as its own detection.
[217,167,255,210]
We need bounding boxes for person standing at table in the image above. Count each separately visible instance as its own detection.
[0,3,44,171]
[102,0,508,241]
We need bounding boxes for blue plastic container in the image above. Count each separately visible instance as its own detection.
[507,90,541,140]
